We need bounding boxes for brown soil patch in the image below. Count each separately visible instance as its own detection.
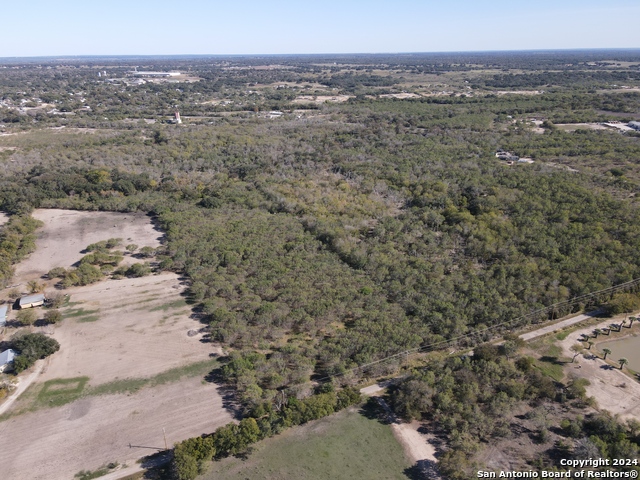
[39,273,217,385]
[41,273,215,385]
[0,212,8,228]
[292,95,352,104]
[555,123,610,132]
[380,93,421,99]
[14,208,162,285]
[0,377,232,480]
[0,209,232,479]
[495,90,543,95]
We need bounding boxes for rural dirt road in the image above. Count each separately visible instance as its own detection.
[519,310,601,342]
[361,380,440,477]
[0,360,44,416]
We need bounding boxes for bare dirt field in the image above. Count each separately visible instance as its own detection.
[0,208,234,479]
[13,208,163,285]
[379,93,421,99]
[558,316,640,421]
[555,123,611,132]
[292,95,352,104]
[0,377,232,480]
[495,90,543,95]
[39,273,219,385]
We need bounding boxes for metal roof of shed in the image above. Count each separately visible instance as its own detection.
[0,349,16,365]
[19,294,45,306]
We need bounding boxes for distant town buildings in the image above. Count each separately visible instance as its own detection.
[495,149,534,165]
[127,71,181,78]
[495,149,519,161]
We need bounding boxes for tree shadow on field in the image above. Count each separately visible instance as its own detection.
[404,460,440,480]
[358,397,391,425]
[539,355,567,365]
[138,450,173,479]
[204,367,243,420]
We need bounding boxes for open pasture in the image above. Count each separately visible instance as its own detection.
[13,208,162,285]
[0,209,232,479]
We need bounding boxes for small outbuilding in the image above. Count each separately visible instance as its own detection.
[0,348,16,372]
[0,304,8,326]
[19,293,46,309]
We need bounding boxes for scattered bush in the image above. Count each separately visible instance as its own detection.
[125,263,151,277]
[138,246,155,258]
[44,309,63,324]
[16,308,37,326]
[47,267,67,279]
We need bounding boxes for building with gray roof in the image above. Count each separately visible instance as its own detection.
[0,349,16,372]
[19,294,45,309]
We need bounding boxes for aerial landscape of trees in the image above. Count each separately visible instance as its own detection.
[1,51,640,477]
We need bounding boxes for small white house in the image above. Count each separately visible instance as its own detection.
[19,294,45,309]
[0,349,16,373]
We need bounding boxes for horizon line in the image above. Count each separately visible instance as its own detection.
[2,47,640,62]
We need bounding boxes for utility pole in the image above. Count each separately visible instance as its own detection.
[163,427,168,451]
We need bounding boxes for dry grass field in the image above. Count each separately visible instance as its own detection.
[13,208,163,285]
[38,273,219,385]
[0,377,231,480]
[0,209,234,479]
[292,95,352,104]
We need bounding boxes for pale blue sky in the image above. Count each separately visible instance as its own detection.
[3,0,639,57]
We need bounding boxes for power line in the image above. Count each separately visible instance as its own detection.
[311,276,640,385]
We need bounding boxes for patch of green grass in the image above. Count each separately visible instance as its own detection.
[0,382,43,421]
[74,469,109,480]
[530,340,567,381]
[77,315,100,323]
[148,298,188,312]
[37,376,89,407]
[74,462,119,480]
[117,296,162,309]
[0,360,220,418]
[555,331,570,341]
[534,359,565,382]
[203,406,411,480]
[89,359,219,396]
[90,377,148,396]
[64,308,100,318]
[544,344,562,357]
